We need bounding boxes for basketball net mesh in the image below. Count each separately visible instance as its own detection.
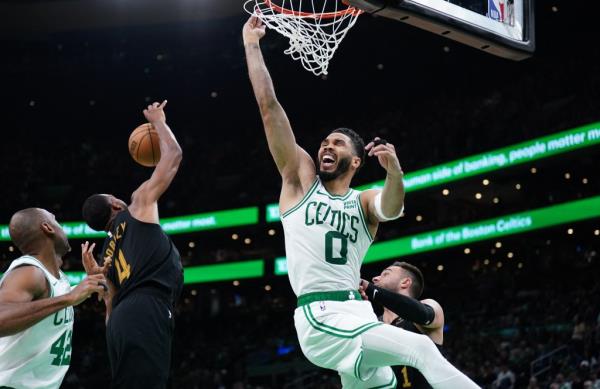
[244,0,362,76]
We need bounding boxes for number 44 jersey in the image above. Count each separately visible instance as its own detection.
[0,256,74,389]
[282,178,374,296]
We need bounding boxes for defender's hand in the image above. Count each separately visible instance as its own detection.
[81,241,112,276]
[365,137,403,178]
[143,100,167,125]
[67,274,107,306]
[243,15,266,45]
[359,279,369,301]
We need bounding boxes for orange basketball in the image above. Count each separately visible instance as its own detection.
[128,123,161,167]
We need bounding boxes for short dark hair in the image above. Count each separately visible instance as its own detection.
[331,128,366,169]
[82,194,111,232]
[391,261,425,298]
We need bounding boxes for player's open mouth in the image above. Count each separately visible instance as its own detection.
[321,154,336,168]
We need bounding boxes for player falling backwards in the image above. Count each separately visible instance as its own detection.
[243,15,479,389]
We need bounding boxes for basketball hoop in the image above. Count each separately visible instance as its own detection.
[244,0,363,76]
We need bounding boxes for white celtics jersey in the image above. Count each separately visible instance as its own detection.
[282,178,374,296]
[0,256,74,389]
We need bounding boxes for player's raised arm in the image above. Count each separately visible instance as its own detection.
[243,16,314,184]
[130,100,182,223]
[361,137,405,225]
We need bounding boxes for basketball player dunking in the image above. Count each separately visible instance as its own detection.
[243,15,479,388]
[360,262,445,389]
[81,101,183,389]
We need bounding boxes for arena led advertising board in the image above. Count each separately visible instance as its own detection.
[359,121,600,191]
[11,195,597,282]
[363,196,600,263]
[274,195,600,274]
[0,207,259,241]
[2,260,266,286]
[268,121,600,222]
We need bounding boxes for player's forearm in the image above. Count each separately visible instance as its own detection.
[0,295,72,337]
[245,42,278,110]
[153,121,183,166]
[380,172,405,218]
[104,297,112,325]
[103,280,115,325]
[365,283,434,325]
[245,42,298,173]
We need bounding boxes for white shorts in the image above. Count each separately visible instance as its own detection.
[294,299,396,388]
[294,289,480,389]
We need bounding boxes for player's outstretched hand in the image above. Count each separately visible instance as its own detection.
[81,241,111,276]
[143,100,167,125]
[359,279,369,301]
[243,15,266,45]
[67,274,108,306]
[365,137,403,178]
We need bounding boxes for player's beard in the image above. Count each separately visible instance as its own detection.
[318,156,351,182]
[54,234,71,257]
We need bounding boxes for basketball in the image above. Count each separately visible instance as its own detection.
[128,123,161,167]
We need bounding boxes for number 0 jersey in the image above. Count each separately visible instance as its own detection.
[0,256,74,389]
[282,178,374,296]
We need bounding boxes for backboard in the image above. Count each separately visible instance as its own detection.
[346,0,535,60]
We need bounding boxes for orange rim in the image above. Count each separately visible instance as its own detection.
[263,0,362,19]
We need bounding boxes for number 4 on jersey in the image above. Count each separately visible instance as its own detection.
[115,249,131,283]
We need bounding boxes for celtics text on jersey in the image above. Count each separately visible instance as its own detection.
[282,178,374,296]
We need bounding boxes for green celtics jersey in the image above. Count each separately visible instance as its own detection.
[0,256,74,389]
[281,178,373,296]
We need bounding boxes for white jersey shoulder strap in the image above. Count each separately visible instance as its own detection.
[1,256,60,296]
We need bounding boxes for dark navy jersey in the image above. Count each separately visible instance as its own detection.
[390,317,441,389]
[102,209,183,309]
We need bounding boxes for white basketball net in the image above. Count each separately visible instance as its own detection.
[244,0,362,76]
